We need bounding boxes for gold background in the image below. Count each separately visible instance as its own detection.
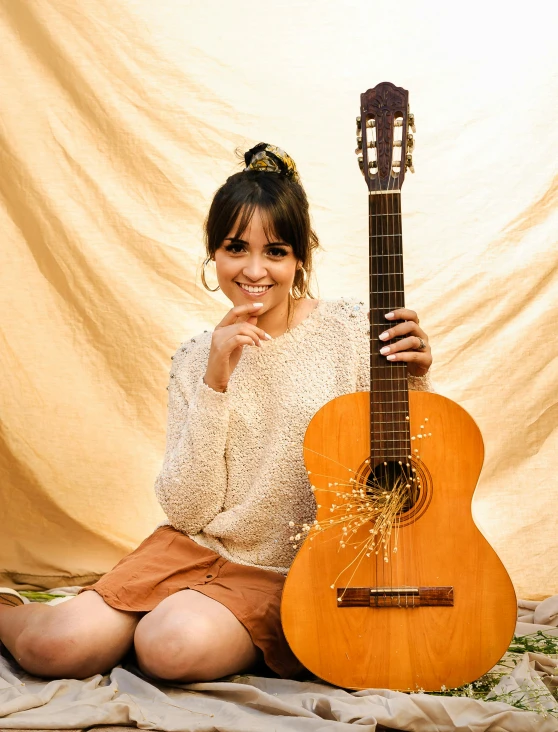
[0,1,556,598]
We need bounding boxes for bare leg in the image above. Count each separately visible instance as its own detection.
[0,591,142,679]
[134,590,260,682]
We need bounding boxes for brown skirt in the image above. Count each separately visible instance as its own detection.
[78,525,303,679]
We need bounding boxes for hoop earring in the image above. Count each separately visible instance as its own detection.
[201,257,220,292]
[291,266,309,298]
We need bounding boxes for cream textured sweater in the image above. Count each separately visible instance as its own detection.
[154,298,433,575]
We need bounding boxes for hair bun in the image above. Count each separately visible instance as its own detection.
[243,142,300,184]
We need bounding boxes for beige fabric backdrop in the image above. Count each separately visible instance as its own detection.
[0,0,556,598]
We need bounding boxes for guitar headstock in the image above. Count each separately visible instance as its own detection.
[356,82,415,192]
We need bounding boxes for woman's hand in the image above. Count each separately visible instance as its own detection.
[370,308,432,377]
[203,303,272,392]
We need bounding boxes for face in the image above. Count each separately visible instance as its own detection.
[213,207,300,314]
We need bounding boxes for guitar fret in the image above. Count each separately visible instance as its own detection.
[369,439,412,443]
[370,402,410,406]
[371,390,410,394]
[369,434,411,438]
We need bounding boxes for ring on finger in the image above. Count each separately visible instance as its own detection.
[417,337,427,351]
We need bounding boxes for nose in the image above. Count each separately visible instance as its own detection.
[242,255,269,282]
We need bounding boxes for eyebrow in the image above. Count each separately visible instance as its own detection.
[225,237,292,248]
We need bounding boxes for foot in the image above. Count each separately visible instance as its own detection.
[0,588,30,608]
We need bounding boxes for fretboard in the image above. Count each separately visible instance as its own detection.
[369,191,411,462]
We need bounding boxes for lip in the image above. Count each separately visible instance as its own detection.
[235,282,274,297]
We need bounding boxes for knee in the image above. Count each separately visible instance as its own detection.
[17,625,103,679]
[134,614,212,681]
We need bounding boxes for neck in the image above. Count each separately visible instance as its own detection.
[368,191,410,462]
[253,295,297,338]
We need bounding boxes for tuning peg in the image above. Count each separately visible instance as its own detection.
[405,152,415,174]
[356,116,362,129]
[407,133,415,152]
[366,119,375,128]
[357,154,364,172]
[355,139,363,152]
[408,113,416,133]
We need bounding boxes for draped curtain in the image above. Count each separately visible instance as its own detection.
[0,0,556,598]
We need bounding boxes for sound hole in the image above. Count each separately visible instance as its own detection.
[366,461,418,513]
[354,458,432,527]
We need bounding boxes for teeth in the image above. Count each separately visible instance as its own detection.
[238,284,271,293]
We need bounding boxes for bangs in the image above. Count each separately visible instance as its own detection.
[230,202,285,245]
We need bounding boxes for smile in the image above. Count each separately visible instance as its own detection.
[236,282,274,295]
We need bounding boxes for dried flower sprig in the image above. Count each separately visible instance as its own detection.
[289,421,433,588]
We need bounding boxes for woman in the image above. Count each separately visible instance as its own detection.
[0,144,433,683]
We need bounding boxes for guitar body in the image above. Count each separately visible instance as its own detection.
[281,390,517,690]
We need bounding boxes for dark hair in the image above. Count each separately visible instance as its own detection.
[203,168,320,309]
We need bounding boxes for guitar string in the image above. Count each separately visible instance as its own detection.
[397,186,406,605]
[368,115,377,598]
[390,160,396,599]
[389,184,398,601]
[384,171,390,598]
[372,117,380,598]
[391,186,398,600]
[381,136,394,599]
[398,178,409,603]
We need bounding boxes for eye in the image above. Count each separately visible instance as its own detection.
[268,247,289,258]
[224,243,244,254]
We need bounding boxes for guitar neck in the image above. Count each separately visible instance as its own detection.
[368,191,410,462]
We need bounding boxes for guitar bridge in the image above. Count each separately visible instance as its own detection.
[336,586,453,607]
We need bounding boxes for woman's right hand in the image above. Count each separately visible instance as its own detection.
[203,303,272,392]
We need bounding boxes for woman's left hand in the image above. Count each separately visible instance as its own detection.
[369,308,432,377]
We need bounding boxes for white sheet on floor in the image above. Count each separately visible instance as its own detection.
[1,592,557,731]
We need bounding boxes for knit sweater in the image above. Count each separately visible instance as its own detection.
[154,298,434,575]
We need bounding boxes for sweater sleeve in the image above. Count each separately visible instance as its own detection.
[154,346,230,534]
[350,302,435,393]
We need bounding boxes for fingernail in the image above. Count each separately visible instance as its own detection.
[253,303,264,308]
[379,331,390,340]
[380,346,390,355]
[385,312,395,319]
[387,354,396,361]
[264,332,273,340]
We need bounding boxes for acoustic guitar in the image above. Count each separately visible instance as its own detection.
[281,82,516,691]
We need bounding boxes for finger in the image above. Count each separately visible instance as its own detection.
[378,320,428,342]
[236,323,272,342]
[379,335,428,356]
[225,334,260,351]
[385,308,419,325]
[385,349,432,366]
[217,303,264,328]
